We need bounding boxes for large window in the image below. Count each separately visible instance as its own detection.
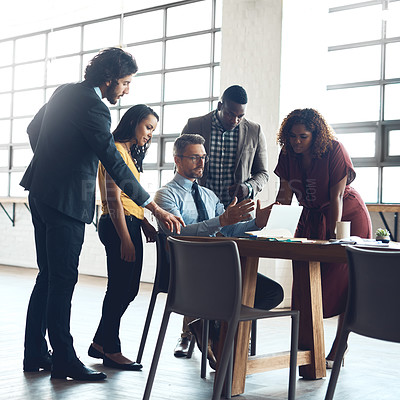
[0,0,222,197]
[327,0,400,203]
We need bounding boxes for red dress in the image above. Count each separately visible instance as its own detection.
[274,141,372,318]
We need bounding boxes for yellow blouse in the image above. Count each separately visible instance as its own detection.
[98,142,144,220]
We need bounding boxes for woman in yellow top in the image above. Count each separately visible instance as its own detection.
[88,105,158,370]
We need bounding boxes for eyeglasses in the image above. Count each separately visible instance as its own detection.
[177,155,209,164]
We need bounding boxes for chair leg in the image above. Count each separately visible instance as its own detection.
[288,311,300,400]
[212,322,238,400]
[142,310,171,400]
[186,334,196,359]
[223,342,234,399]
[324,331,350,400]
[250,319,257,356]
[201,319,209,378]
[136,290,159,364]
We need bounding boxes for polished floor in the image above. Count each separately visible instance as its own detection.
[1,264,399,400]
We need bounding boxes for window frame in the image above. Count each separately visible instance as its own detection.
[328,0,400,203]
[0,0,221,197]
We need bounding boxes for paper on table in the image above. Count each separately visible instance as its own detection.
[327,236,389,247]
[244,235,311,242]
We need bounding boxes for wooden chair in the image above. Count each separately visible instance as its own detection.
[143,237,299,400]
[325,245,400,400]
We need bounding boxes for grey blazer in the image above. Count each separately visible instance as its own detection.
[20,81,150,224]
[181,111,269,197]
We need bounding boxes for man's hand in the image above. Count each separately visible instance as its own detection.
[255,201,280,228]
[141,218,157,242]
[219,198,254,227]
[228,183,249,201]
[147,201,185,234]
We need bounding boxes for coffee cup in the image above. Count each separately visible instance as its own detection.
[336,221,351,239]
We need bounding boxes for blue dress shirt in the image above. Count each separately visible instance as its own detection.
[154,173,259,237]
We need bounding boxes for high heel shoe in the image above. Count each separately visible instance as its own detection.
[326,347,348,369]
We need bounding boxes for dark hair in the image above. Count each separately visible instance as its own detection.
[221,85,248,104]
[84,47,138,87]
[113,104,159,172]
[277,108,336,158]
[174,134,205,156]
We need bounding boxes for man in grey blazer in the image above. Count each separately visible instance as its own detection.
[174,85,269,357]
[181,85,269,208]
[20,47,183,381]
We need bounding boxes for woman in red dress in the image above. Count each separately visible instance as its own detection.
[274,108,372,367]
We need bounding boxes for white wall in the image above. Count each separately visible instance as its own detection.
[219,0,293,306]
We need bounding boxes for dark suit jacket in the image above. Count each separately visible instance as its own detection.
[181,111,269,196]
[20,81,150,224]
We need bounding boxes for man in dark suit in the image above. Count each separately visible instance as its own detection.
[21,47,183,381]
[174,85,269,357]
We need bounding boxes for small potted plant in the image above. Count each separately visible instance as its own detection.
[375,228,390,243]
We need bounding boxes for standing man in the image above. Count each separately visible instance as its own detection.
[21,47,183,381]
[181,84,268,208]
[154,135,283,366]
[174,85,269,356]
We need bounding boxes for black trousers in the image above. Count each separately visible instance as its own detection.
[93,214,143,354]
[24,194,85,367]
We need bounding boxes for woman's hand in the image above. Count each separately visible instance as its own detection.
[141,218,157,242]
[120,237,136,262]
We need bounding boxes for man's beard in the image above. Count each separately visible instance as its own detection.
[105,81,119,104]
[188,167,204,179]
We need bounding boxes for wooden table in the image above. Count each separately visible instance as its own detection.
[179,236,348,396]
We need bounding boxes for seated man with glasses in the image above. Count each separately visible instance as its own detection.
[153,134,283,369]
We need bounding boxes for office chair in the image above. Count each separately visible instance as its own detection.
[143,237,299,400]
[136,233,254,372]
[325,245,400,400]
[136,233,195,364]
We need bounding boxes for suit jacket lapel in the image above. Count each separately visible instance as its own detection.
[235,119,248,171]
[201,112,213,154]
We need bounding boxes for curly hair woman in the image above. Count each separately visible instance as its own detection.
[274,108,372,368]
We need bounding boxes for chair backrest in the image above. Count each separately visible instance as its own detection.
[154,233,170,294]
[166,237,242,323]
[345,246,400,343]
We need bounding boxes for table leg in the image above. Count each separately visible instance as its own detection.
[292,260,326,379]
[231,256,259,395]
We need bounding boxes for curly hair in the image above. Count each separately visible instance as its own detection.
[84,47,138,87]
[277,108,336,158]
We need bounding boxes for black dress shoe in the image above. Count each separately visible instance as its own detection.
[103,355,143,371]
[174,337,191,358]
[88,344,104,359]
[23,350,53,372]
[51,359,107,381]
